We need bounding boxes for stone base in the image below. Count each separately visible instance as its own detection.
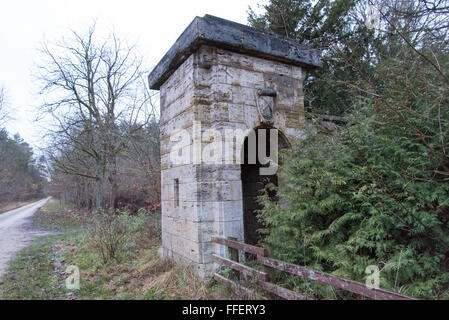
[161,246,218,279]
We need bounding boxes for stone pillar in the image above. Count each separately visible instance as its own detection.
[148,14,320,278]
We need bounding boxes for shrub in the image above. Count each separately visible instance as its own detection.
[86,210,148,263]
[136,208,161,249]
[258,107,449,299]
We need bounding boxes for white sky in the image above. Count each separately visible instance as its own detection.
[0,0,264,153]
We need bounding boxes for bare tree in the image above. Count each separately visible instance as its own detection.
[37,23,156,209]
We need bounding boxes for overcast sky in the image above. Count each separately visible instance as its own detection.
[0,0,264,153]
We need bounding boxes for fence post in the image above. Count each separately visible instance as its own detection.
[262,244,277,299]
[262,245,275,281]
[227,236,239,280]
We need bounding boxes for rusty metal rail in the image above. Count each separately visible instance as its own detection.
[257,255,413,300]
[212,254,268,282]
[213,273,268,300]
[212,237,415,300]
[212,236,266,256]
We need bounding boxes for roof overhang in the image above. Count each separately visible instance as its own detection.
[148,14,321,90]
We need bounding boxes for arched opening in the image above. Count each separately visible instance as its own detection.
[241,126,290,245]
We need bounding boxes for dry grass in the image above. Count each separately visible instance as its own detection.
[0,199,39,214]
[46,211,227,300]
[33,199,93,230]
[3,200,232,300]
[63,240,224,300]
[137,253,215,300]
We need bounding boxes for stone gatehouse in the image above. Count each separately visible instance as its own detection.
[148,14,320,278]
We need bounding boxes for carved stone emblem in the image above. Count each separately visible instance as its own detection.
[256,88,277,123]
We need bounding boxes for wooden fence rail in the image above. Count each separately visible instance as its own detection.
[212,237,415,300]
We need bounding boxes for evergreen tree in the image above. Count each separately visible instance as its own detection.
[254,0,449,298]
[0,130,47,202]
[248,0,368,116]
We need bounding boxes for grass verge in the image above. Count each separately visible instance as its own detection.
[33,199,92,231]
[0,200,227,300]
[0,235,70,299]
[0,199,40,214]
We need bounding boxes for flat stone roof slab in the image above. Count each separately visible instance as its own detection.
[148,14,321,90]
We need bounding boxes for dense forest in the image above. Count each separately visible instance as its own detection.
[252,0,449,299]
[0,88,47,203]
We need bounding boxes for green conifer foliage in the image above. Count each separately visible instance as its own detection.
[253,0,449,299]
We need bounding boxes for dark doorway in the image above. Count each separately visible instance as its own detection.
[241,127,289,245]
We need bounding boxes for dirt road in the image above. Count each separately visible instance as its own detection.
[0,198,51,278]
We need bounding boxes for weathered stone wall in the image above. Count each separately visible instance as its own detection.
[159,44,306,277]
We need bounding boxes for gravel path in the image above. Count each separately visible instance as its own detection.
[0,198,52,278]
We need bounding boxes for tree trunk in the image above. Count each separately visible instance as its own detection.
[95,157,106,210]
[108,147,118,211]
